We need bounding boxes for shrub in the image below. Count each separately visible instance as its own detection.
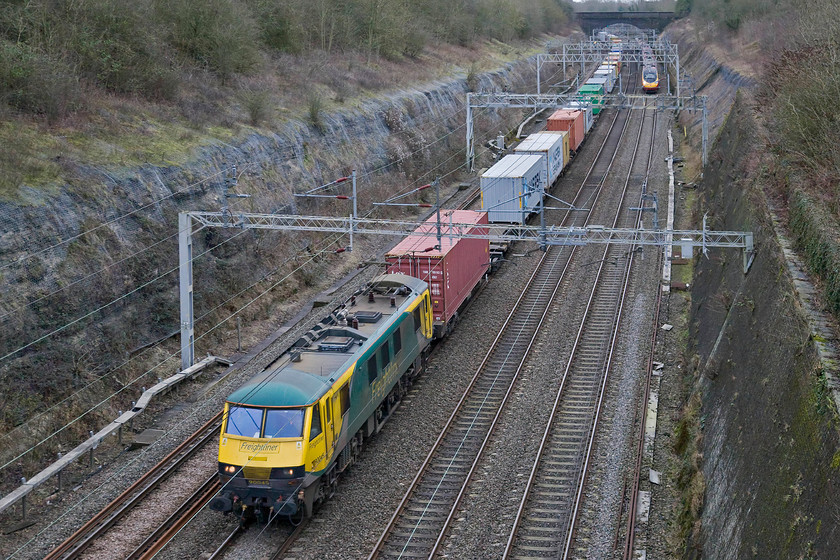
[0,40,81,122]
[156,0,260,80]
[307,92,326,132]
[240,88,272,126]
[251,0,304,53]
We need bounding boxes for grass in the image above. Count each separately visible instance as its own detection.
[0,36,551,201]
[0,122,63,200]
[0,111,239,201]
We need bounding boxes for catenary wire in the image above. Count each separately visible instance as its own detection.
[7,64,545,552]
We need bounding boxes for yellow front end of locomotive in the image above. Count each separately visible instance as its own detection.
[218,431,306,470]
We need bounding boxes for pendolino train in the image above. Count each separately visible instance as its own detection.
[642,64,659,93]
[210,211,490,523]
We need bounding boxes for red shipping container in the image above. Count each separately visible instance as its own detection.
[385,210,489,337]
[547,109,585,152]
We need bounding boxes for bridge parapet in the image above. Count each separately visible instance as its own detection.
[575,11,678,34]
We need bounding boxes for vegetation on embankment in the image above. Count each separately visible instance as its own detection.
[678,0,840,356]
[0,0,573,198]
[0,0,574,504]
[668,1,840,557]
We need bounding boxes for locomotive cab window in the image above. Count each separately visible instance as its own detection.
[309,403,322,441]
[339,383,350,416]
[413,307,422,332]
[264,408,304,438]
[367,356,378,383]
[225,405,263,438]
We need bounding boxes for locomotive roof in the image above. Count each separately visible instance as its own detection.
[226,273,424,408]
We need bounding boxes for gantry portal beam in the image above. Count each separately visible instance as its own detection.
[179,210,754,368]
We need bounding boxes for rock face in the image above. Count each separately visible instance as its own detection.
[0,58,535,442]
[673,24,840,560]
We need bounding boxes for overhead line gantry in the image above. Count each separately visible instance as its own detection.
[178,210,755,369]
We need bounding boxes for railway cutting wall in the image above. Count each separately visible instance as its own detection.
[0,54,543,490]
[668,21,840,560]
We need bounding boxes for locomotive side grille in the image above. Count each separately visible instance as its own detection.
[243,466,272,480]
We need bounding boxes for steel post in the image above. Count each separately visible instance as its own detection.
[466,94,474,171]
[675,44,680,102]
[351,169,357,252]
[537,54,542,96]
[562,44,567,77]
[702,99,708,167]
[435,180,442,249]
[178,212,195,371]
[539,192,547,252]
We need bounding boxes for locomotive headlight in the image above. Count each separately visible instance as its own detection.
[224,465,236,474]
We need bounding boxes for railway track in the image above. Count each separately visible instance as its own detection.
[503,92,660,559]
[621,243,665,560]
[125,475,219,559]
[200,516,309,560]
[367,66,642,560]
[43,413,222,560]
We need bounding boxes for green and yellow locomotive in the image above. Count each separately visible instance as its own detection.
[210,274,432,521]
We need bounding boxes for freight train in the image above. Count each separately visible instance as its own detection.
[211,40,625,523]
[210,212,490,522]
[479,43,622,225]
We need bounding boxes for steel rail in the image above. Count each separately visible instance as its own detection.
[202,493,310,560]
[501,68,657,560]
[622,248,664,560]
[43,413,222,560]
[563,113,651,559]
[126,474,218,559]
[207,526,243,560]
[366,230,565,560]
[133,477,221,559]
[368,66,639,560]
[621,95,670,560]
[270,518,311,560]
[567,83,664,560]
[565,80,661,560]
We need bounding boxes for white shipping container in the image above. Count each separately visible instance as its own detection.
[593,70,615,92]
[563,101,594,133]
[598,64,617,80]
[480,154,545,224]
[514,132,568,187]
[587,76,609,91]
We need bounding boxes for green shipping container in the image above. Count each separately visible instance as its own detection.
[578,84,605,115]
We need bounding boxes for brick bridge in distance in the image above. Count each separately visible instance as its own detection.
[575,11,679,34]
